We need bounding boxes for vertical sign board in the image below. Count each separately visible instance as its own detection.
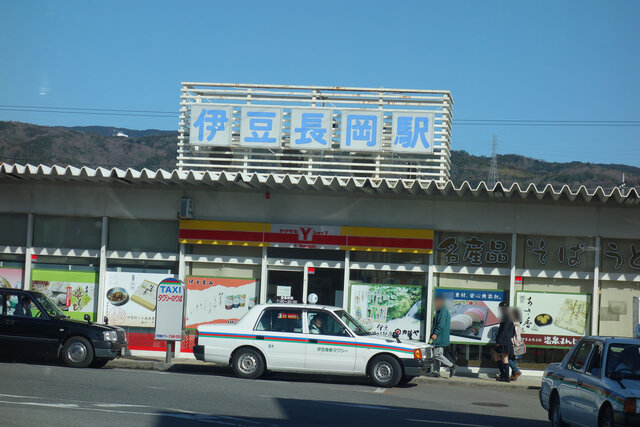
[634,296,640,338]
[154,278,185,341]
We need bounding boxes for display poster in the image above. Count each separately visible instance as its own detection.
[0,267,24,289]
[31,269,98,320]
[349,282,424,340]
[184,276,258,328]
[104,271,175,327]
[516,291,591,348]
[434,288,505,344]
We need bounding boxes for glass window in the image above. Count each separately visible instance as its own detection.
[334,309,372,336]
[308,310,350,337]
[567,341,594,372]
[606,343,640,378]
[586,343,603,376]
[267,247,344,261]
[350,269,425,286]
[0,214,28,247]
[6,294,42,318]
[255,308,303,333]
[307,268,344,307]
[108,219,178,253]
[599,281,639,338]
[0,293,4,315]
[350,251,428,265]
[34,215,101,249]
[266,270,304,304]
[4,294,18,316]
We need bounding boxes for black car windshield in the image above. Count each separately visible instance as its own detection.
[334,310,373,336]
[606,343,640,379]
[31,292,67,318]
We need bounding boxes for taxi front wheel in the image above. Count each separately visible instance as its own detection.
[232,348,265,379]
[369,355,402,388]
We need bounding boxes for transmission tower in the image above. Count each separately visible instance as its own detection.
[488,135,499,188]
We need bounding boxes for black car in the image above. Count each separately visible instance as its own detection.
[0,288,127,368]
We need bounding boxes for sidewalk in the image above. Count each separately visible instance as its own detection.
[106,357,542,390]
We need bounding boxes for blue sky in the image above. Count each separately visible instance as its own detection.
[1,0,639,166]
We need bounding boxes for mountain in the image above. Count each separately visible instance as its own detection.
[449,150,637,190]
[59,126,176,138]
[0,121,636,190]
[0,121,176,170]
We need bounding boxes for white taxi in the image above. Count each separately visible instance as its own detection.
[193,303,435,387]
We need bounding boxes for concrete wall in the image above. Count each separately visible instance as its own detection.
[1,180,639,239]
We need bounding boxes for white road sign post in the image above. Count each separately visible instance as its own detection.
[154,278,186,363]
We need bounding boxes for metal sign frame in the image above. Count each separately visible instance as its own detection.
[178,83,453,183]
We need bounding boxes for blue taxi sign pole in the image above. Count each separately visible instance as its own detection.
[154,278,186,363]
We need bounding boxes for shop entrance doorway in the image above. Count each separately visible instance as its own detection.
[266,267,304,304]
[307,268,345,307]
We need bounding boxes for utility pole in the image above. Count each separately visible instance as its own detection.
[488,135,499,188]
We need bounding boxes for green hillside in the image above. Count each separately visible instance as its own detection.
[0,121,636,190]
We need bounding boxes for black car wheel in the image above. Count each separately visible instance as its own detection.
[89,358,110,368]
[550,394,568,427]
[62,336,94,368]
[598,405,614,427]
[232,348,265,379]
[369,355,402,388]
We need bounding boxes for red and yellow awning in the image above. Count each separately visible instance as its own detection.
[179,220,433,254]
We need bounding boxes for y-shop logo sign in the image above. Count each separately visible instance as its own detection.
[278,226,329,242]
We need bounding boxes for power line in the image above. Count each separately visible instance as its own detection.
[456,119,640,123]
[0,107,175,118]
[0,104,176,114]
[1,104,640,126]
[455,122,640,127]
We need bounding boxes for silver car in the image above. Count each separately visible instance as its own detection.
[540,337,640,427]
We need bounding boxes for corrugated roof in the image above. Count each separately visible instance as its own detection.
[1,163,638,206]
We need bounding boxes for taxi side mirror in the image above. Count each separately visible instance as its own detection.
[84,314,91,324]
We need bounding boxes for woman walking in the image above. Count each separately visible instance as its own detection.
[494,301,516,382]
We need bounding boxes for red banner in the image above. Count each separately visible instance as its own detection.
[522,333,580,348]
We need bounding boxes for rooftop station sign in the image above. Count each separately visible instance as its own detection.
[189,105,435,154]
[178,83,453,183]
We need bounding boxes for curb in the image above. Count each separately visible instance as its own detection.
[413,374,541,390]
[106,358,541,390]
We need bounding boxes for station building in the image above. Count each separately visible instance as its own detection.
[1,83,638,369]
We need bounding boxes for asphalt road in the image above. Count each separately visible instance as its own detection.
[0,361,549,427]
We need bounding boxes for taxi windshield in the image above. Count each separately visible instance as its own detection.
[31,292,67,318]
[334,310,373,336]
[606,343,640,379]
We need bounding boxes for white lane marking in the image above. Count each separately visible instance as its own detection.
[93,403,150,408]
[0,400,79,409]
[0,400,255,426]
[146,386,168,390]
[406,419,489,427]
[374,387,386,393]
[0,393,40,399]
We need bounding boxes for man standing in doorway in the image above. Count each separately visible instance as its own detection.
[430,294,457,377]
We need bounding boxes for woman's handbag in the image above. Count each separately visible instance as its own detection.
[512,323,526,356]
